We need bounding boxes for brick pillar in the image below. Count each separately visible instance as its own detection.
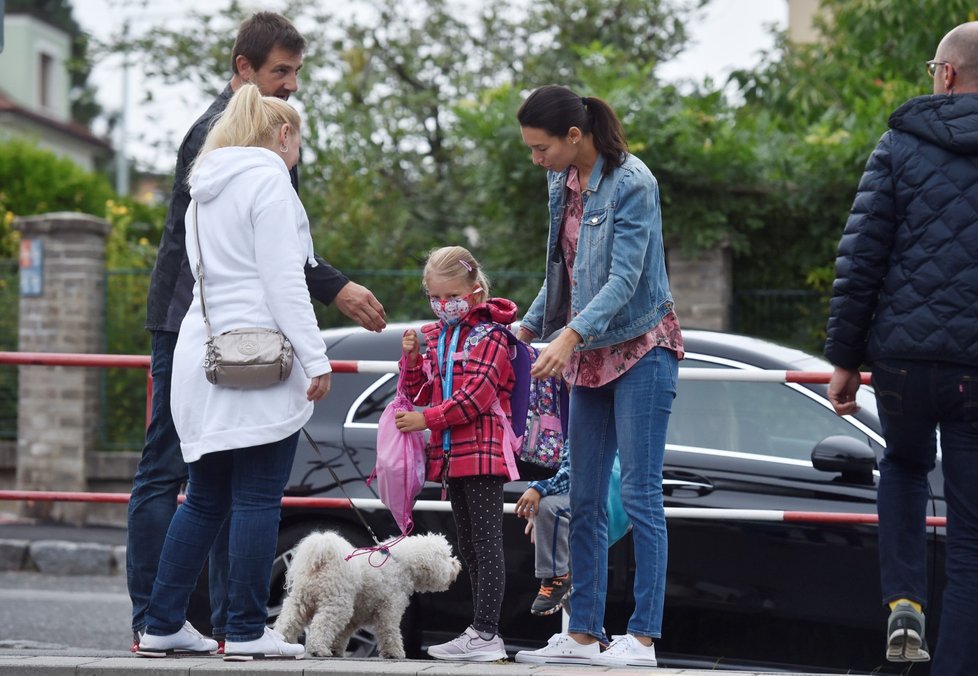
[667,239,733,331]
[13,212,110,523]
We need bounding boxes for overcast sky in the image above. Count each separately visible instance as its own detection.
[72,0,788,173]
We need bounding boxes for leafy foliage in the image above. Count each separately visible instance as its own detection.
[96,0,704,319]
[726,0,978,290]
[90,0,978,324]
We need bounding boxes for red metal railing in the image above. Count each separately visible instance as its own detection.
[0,488,947,526]
[0,350,910,527]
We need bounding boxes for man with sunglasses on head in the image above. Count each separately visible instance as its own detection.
[824,21,978,676]
[129,10,386,654]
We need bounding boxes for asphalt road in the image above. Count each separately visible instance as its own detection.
[0,571,131,651]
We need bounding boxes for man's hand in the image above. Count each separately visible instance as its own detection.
[395,411,426,432]
[334,282,386,332]
[828,366,862,416]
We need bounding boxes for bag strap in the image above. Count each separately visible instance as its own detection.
[191,202,214,340]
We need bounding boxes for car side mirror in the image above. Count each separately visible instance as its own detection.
[811,435,877,484]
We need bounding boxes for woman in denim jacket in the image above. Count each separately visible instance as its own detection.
[513,85,683,669]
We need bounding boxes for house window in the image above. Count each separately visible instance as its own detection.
[39,52,54,110]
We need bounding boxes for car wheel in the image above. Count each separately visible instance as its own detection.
[267,521,380,657]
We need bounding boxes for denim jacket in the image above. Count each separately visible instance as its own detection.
[521,153,674,349]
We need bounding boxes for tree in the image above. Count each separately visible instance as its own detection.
[727,0,978,291]
[100,0,705,320]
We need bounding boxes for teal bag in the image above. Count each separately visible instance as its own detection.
[607,453,631,546]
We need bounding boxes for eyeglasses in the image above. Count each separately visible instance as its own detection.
[926,60,950,77]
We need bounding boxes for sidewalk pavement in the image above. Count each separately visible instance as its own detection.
[0,515,845,675]
[0,650,831,676]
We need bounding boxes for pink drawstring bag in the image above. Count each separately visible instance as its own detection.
[368,357,426,536]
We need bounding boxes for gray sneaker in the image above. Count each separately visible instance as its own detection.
[427,626,507,662]
[886,601,930,662]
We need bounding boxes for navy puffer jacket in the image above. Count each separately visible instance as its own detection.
[824,94,978,370]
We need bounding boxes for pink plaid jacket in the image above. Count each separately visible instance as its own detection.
[402,297,518,481]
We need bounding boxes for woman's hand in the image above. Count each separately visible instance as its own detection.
[530,327,581,379]
[515,327,535,344]
[402,329,420,367]
[395,411,427,432]
[306,373,332,401]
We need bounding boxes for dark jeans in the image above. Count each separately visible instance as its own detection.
[127,330,229,636]
[144,432,298,642]
[873,359,978,676]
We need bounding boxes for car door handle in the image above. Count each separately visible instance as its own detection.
[663,470,714,497]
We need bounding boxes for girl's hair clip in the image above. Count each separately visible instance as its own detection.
[459,260,473,272]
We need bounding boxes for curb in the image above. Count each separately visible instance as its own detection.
[0,538,124,575]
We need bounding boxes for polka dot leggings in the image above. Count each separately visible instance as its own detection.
[447,475,505,636]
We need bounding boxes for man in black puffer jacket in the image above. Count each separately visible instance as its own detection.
[825,21,978,676]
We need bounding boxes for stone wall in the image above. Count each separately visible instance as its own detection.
[667,239,733,331]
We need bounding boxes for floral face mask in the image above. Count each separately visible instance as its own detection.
[429,289,481,325]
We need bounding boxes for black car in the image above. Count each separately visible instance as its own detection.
[205,324,946,673]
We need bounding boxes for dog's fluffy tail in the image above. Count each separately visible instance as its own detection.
[284,531,352,594]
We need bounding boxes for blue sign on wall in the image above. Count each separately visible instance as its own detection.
[19,238,43,297]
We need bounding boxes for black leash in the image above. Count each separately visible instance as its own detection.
[300,427,386,549]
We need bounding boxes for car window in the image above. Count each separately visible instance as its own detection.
[350,357,867,462]
[668,359,868,461]
[349,375,398,425]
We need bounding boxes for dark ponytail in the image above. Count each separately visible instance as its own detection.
[517,84,628,174]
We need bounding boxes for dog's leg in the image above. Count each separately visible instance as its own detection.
[373,595,409,659]
[306,604,355,658]
[273,590,311,644]
[332,623,357,657]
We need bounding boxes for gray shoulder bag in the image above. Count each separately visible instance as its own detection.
[193,202,295,388]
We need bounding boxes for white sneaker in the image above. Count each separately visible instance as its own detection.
[514,632,600,664]
[427,626,507,661]
[590,634,658,667]
[136,621,218,657]
[223,626,304,661]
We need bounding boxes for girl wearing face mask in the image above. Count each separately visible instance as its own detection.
[396,245,518,662]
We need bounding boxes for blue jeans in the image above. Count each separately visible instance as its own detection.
[873,359,978,676]
[144,432,298,642]
[566,347,678,640]
[127,330,229,635]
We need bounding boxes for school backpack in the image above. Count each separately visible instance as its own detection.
[519,345,567,470]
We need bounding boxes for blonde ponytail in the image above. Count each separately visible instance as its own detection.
[188,83,300,182]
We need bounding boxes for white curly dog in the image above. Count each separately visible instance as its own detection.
[273,531,461,658]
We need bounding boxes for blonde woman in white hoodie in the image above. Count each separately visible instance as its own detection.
[137,84,330,662]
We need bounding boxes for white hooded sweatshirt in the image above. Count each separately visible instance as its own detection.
[171,146,331,462]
